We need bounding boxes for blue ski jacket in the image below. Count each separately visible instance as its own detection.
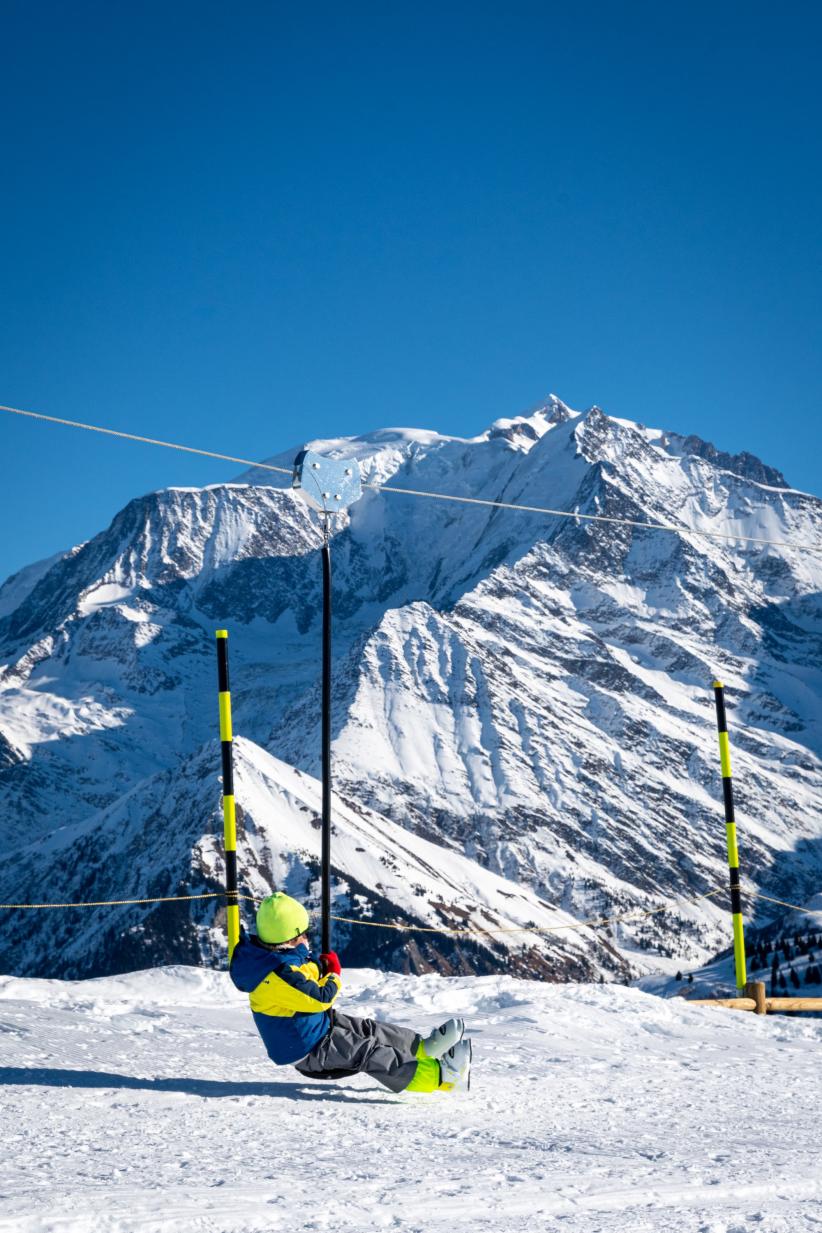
[229,930,341,1065]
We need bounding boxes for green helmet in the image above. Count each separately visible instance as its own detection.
[256,892,310,945]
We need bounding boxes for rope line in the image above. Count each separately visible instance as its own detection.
[2,883,815,935]
[0,891,256,910]
[1,884,816,939]
[330,887,726,937]
[748,890,822,917]
[0,886,728,936]
[2,403,819,554]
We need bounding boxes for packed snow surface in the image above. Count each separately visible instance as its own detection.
[1,966,821,1232]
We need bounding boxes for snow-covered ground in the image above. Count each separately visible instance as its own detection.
[1,967,821,1232]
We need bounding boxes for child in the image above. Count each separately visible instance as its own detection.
[229,892,472,1093]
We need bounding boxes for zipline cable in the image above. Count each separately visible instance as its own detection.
[0,403,293,478]
[371,481,815,552]
[2,402,820,555]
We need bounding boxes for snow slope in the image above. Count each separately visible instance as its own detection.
[1,966,821,1232]
[0,737,619,982]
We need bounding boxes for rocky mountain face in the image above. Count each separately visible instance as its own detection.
[1,397,820,981]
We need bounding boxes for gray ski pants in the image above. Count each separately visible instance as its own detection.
[294,1010,421,1093]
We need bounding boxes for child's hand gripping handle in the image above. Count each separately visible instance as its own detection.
[320,951,342,976]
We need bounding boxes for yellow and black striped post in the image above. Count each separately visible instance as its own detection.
[216,630,240,960]
[712,680,746,990]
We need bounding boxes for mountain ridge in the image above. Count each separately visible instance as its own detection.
[1,397,820,980]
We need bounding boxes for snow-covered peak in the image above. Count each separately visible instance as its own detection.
[236,396,582,488]
[236,424,480,488]
[486,393,579,448]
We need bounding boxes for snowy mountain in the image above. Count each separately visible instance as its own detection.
[1,396,820,980]
[1,737,618,981]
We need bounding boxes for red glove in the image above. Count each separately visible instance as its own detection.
[320,951,341,976]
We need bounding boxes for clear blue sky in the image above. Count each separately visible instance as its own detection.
[1,1,820,582]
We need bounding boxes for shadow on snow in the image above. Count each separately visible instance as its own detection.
[0,1066,391,1103]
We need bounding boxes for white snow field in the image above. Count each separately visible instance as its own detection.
[1,968,821,1233]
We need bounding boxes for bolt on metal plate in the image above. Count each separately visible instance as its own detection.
[292,450,362,515]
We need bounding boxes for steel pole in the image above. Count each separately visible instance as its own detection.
[321,528,332,954]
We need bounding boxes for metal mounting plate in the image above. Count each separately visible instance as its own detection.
[292,450,362,515]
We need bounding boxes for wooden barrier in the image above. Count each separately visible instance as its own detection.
[688,981,822,1014]
[689,998,756,1010]
[765,998,822,1012]
[745,980,767,1014]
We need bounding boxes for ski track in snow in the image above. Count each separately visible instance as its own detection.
[1,967,821,1232]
